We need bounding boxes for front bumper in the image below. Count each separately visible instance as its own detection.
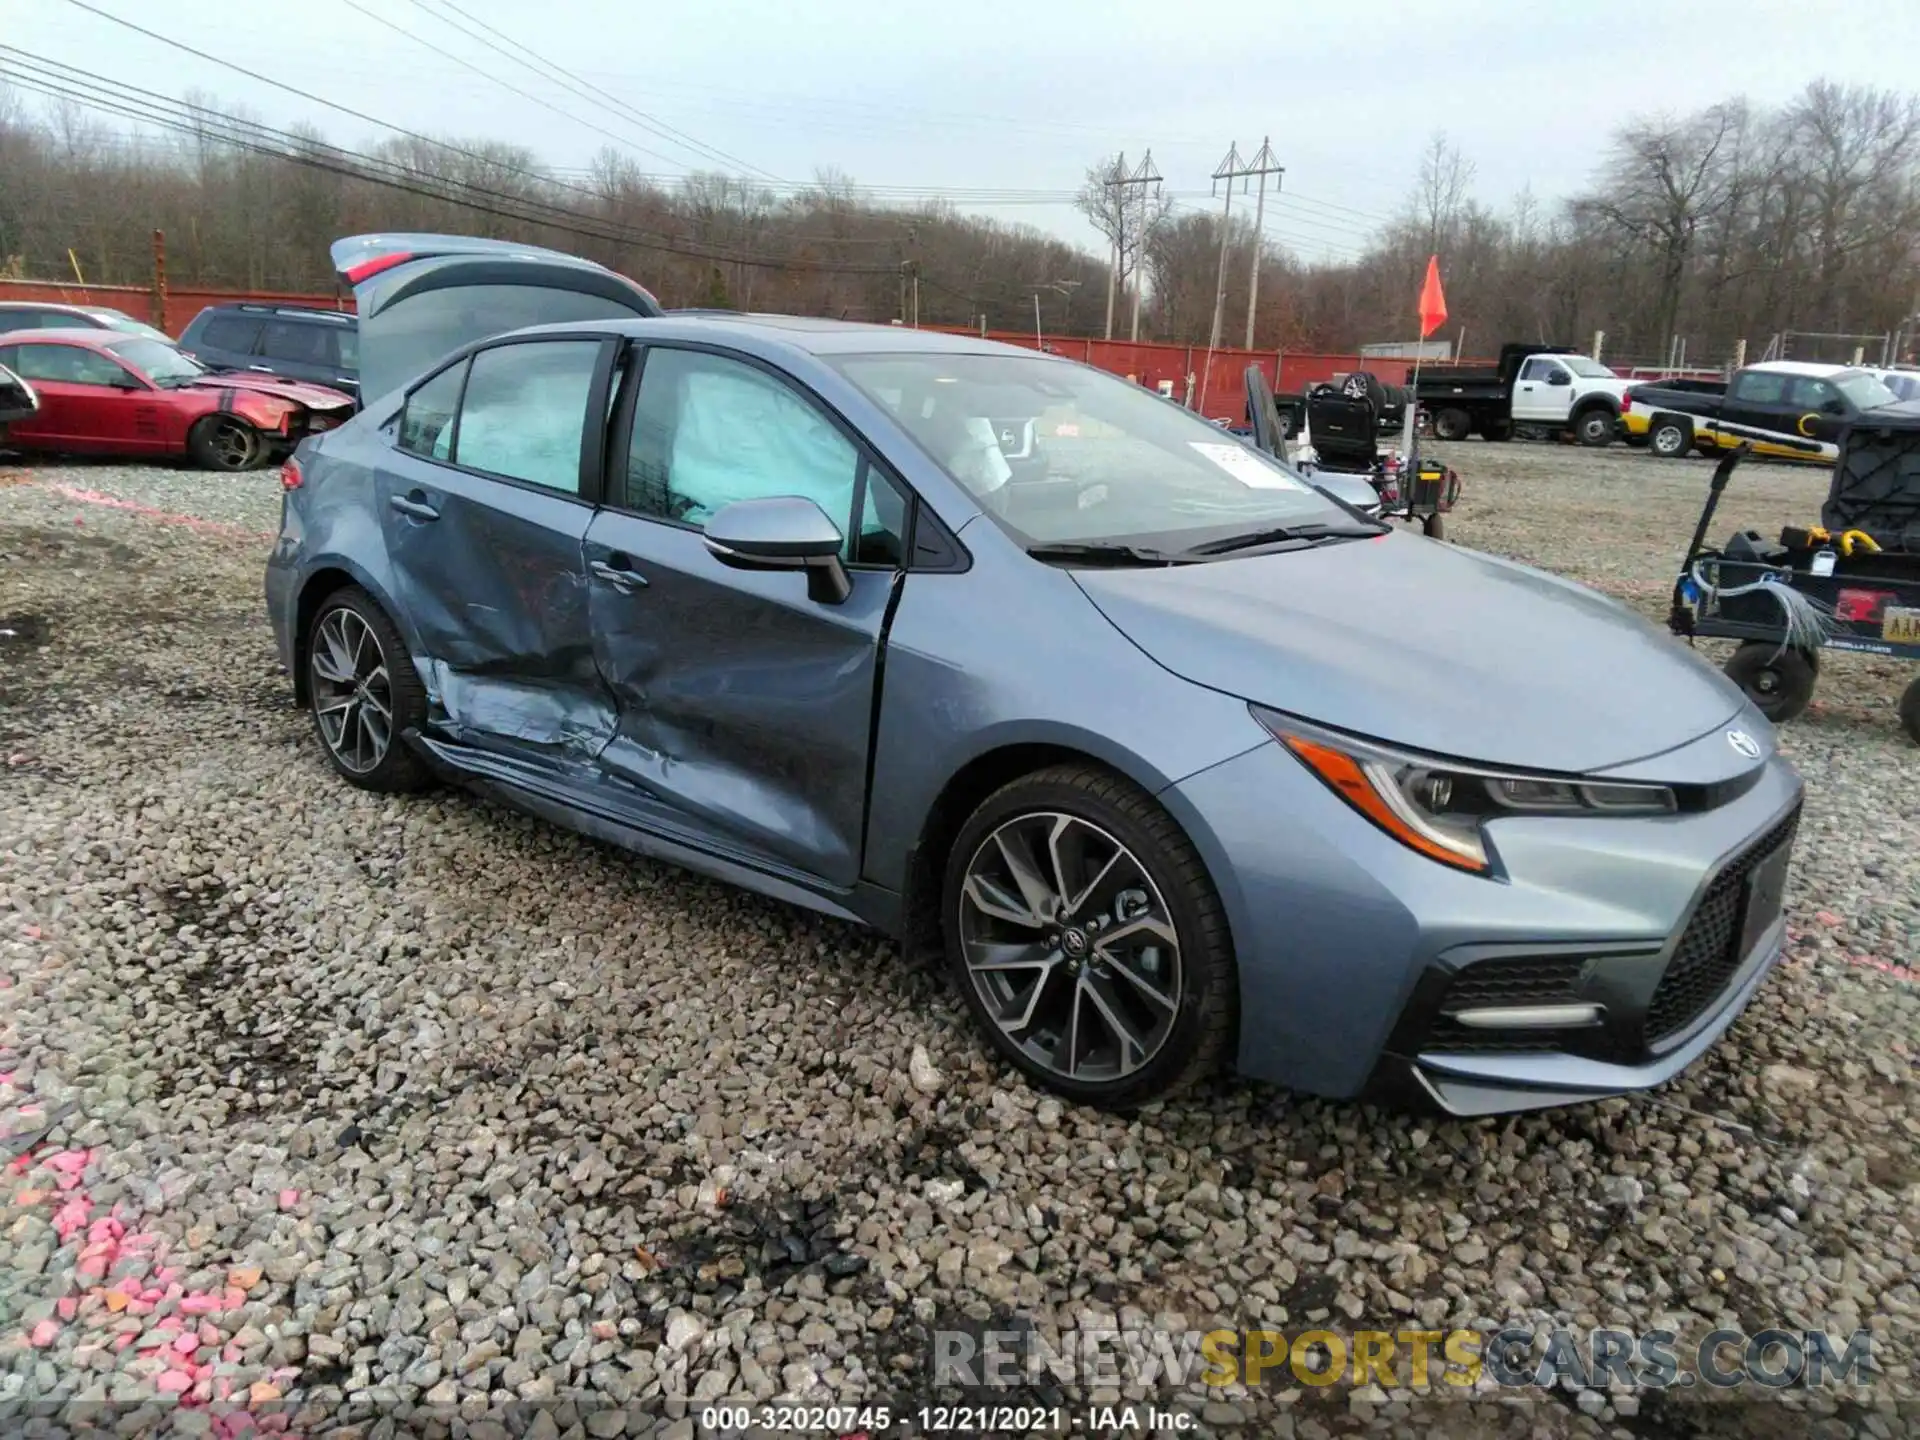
[1162,728,1805,1112]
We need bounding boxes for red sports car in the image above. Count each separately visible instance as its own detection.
[0,328,354,470]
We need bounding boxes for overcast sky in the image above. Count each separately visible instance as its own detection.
[7,0,1917,261]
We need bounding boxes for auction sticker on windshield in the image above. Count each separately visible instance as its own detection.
[1189,441,1313,491]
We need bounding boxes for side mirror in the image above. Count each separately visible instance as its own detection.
[1547,371,1572,387]
[1822,400,1847,416]
[703,495,851,604]
[109,371,146,390]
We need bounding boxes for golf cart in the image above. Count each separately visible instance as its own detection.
[1669,409,1920,744]
[1244,365,1458,539]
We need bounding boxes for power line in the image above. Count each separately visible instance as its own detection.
[0,53,903,276]
[405,0,779,182]
[334,0,698,175]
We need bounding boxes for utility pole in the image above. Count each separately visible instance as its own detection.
[1206,143,1243,356]
[1236,139,1283,350]
[1101,151,1163,340]
[1126,151,1163,343]
[1236,139,1282,351]
[1197,142,1243,418]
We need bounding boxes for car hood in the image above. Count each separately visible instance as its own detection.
[188,373,354,411]
[1073,531,1746,773]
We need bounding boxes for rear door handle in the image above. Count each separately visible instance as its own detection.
[389,493,439,521]
[590,558,649,591]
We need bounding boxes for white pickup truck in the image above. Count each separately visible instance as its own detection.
[1415,343,1635,445]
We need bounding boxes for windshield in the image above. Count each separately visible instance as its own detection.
[107,338,205,383]
[827,352,1354,549]
[1834,370,1899,410]
[1562,356,1616,379]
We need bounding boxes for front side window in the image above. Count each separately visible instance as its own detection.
[11,343,134,387]
[451,340,600,493]
[622,347,887,560]
[398,361,465,460]
[827,351,1352,551]
[261,321,335,366]
[1519,357,1556,382]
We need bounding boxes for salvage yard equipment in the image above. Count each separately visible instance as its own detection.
[1669,418,1920,744]
[1245,366,1458,538]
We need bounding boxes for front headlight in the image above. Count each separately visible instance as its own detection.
[1255,710,1677,874]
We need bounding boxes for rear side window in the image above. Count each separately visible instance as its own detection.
[1732,371,1788,404]
[399,361,466,460]
[0,310,49,331]
[451,340,600,493]
[11,343,127,385]
[199,315,264,354]
[1788,376,1840,410]
[261,320,337,367]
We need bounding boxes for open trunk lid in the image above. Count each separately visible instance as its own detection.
[332,234,664,406]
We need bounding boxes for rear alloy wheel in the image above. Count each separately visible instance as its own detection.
[1432,408,1471,442]
[1649,418,1693,459]
[306,586,431,792]
[1575,409,1616,447]
[188,415,264,471]
[1275,410,1296,440]
[1723,642,1817,723]
[943,766,1235,1108]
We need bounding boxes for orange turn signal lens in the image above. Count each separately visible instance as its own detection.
[1281,735,1490,873]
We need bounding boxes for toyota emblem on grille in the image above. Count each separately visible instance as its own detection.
[1726,729,1761,759]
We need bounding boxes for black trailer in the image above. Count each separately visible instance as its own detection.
[1668,411,1920,744]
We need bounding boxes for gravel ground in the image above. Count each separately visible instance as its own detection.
[1,445,1915,1440]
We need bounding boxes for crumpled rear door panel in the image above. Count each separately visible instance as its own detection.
[377,458,616,766]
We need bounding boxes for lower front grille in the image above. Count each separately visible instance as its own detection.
[1426,955,1588,1052]
[1646,806,1801,1042]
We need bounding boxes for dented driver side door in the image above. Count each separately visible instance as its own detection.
[374,335,621,767]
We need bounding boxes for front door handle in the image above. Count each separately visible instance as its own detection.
[590,558,649,591]
[248,365,274,373]
[389,493,439,521]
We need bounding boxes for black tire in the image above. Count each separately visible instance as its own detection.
[1649,416,1694,459]
[305,585,433,792]
[1422,512,1447,541]
[1432,408,1472,442]
[941,764,1236,1109]
[1480,418,1514,442]
[1574,408,1617,447]
[1723,642,1817,723]
[1900,676,1920,747]
[187,414,265,471]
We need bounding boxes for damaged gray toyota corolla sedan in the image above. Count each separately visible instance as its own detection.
[266,233,1805,1115]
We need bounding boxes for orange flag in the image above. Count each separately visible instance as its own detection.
[1417,255,1448,339]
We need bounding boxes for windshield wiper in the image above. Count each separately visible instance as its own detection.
[1182,521,1384,557]
[1026,541,1194,566]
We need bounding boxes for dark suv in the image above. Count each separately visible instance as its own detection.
[178,303,359,398]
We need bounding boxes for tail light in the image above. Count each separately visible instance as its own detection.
[1621,392,1634,412]
[280,457,304,491]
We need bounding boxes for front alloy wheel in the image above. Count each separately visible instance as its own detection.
[943,765,1236,1107]
[959,812,1182,1084]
